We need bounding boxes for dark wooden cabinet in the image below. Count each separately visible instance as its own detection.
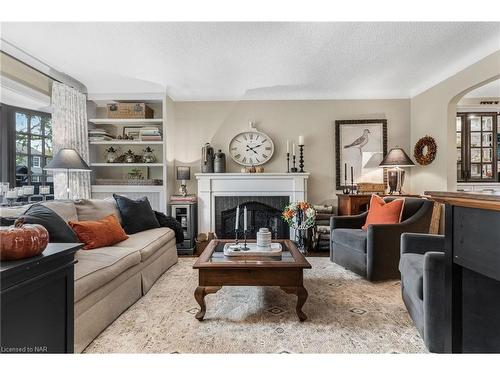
[337,193,421,216]
[1,243,81,354]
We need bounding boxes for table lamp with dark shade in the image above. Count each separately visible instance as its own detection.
[379,147,415,194]
[44,148,91,199]
[176,166,191,197]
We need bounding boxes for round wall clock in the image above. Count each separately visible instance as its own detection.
[229,123,275,166]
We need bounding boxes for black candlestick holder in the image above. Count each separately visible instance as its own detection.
[298,145,305,172]
[290,155,298,172]
[242,230,249,250]
[234,229,240,247]
[286,152,290,173]
[343,175,350,194]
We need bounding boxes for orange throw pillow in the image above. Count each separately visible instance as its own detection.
[362,195,405,230]
[69,214,128,250]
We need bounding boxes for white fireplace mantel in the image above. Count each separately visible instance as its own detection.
[195,173,310,235]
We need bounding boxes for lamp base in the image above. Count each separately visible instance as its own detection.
[387,168,405,195]
[179,184,188,197]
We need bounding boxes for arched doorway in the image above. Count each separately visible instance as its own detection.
[448,76,500,191]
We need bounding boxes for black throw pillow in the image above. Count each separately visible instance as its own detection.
[0,217,17,226]
[22,204,79,243]
[154,211,184,244]
[113,194,160,234]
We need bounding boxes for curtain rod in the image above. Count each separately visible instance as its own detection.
[1,38,88,94]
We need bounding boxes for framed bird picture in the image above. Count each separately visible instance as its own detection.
[335,119,387,190]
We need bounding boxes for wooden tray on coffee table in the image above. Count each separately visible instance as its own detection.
[223,242,282,257]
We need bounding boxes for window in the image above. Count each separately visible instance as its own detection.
[457,112,499,182]
[14,108,53,193]
[32,156,41,168]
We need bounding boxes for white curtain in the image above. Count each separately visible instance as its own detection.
[51,82,91,199]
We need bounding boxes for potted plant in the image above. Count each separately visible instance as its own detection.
[282,201,316,252]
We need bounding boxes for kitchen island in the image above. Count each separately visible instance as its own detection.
[425,191,500,353]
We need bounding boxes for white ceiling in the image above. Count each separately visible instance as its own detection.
[1,22,500,101]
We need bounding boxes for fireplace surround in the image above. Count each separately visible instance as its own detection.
[215,195,289,239]
[195,173,309,239]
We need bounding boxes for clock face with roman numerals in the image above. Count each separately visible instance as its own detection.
[229,130,275,166]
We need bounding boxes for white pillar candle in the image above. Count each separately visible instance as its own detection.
[235,205,240,230]
[23,185,35,195]
[292,142,296,156]
[286,140,290,153]
[244,206,247,231]
[6,190,18,199]
[298,135,304,146]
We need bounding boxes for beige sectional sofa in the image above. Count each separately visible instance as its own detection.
[0,198,178,353]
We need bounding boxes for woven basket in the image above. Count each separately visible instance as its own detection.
[107,103,154,119]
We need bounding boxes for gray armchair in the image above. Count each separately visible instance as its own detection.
[399,233,445,353]
[330,197,434,281]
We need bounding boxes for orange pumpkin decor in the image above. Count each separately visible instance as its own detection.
[0,218,49,261]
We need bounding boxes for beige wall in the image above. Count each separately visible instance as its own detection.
[170,99,410,205]
[410,50,500,195]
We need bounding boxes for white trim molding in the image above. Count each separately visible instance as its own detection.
[195,173,309,237]
[0,75,51,112]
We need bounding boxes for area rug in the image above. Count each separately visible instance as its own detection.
[84,257,427,353]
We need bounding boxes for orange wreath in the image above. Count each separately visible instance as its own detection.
[414,135,437,165]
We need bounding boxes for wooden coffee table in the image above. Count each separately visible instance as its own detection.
[192,239,312,321]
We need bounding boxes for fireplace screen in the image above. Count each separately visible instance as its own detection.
[215,196,289,239]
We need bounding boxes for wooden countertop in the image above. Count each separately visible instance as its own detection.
[425,191,500,211]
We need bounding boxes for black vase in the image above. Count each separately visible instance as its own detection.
[294,210,307,252]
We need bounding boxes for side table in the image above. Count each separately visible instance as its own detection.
[1,243,82,353]
[337,193,421,216]
[170,201,197,255]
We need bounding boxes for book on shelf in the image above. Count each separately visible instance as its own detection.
[170,195,197,203]
[140,136,162,141]
[140,128,162,135]
[140,129,161,135]
[89,128,115,141]
[89,138,113,142]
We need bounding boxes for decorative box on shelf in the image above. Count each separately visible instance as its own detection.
[106,103,154,119]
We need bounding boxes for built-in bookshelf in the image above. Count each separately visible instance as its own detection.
[86,94,168,212]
